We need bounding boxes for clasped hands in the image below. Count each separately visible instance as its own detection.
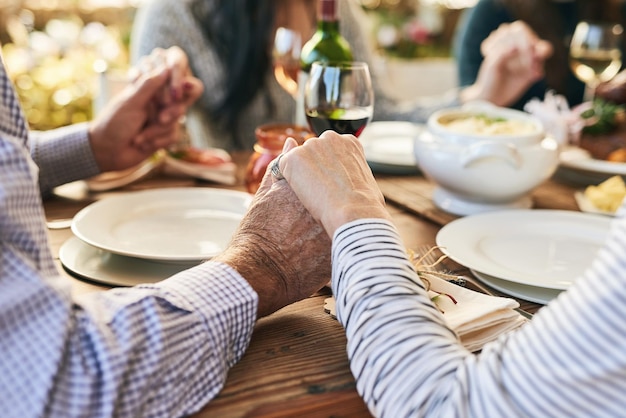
[88,46,203,173]
[461,20,554,107]
[217,131,391,317]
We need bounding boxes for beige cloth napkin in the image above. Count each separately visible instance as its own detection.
[162,152,237,185]
[324,275,527,353]
[86,148,237,191]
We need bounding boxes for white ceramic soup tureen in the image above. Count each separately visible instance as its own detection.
[414,102,560,216]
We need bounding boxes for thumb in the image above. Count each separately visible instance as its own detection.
[126,67,171,107]
[534,40,553,60]
[282,137,299,153]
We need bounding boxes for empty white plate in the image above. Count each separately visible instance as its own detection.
[436,209,611,290]
[471,269,562,305]
[359,121,423,174]
[72,188,252,262]
[560,146,626,176]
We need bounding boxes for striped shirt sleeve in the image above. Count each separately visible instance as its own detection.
[332,217,626,417]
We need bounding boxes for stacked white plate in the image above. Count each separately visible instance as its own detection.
[559,146,626,177]
[60,188,252,286]
[436,209,612,304]
[558,145,626,185]
[359,121,423,175]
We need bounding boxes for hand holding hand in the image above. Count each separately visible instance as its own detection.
[214,140,332,317]
[272,131,391,238]
[129,46,203,124]
[88,46,203,172]
[461,20,553,106]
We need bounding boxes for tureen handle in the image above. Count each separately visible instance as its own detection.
[460,142,522,169]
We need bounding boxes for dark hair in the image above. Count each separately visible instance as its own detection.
[496,0,626,94]
[191,0,276,137]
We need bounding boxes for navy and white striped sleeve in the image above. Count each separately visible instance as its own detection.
[332,217,626,417]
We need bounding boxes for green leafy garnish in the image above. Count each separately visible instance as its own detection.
[474,113,507,124]
[581,98,624,135]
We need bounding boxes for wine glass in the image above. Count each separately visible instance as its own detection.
[304,61,374,137]
[569,21,623,102]
[273,27,302,98]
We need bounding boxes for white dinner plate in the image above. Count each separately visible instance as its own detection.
[559,146,626,176]
[72,188,252,262]
[359,121,423,174]
[60,237,196,286]
[436,209,611,290]
[471,269,563,305]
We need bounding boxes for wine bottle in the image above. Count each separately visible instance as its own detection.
[295,0,353,126]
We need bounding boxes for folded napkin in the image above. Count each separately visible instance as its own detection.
[162,150,237,186]
[324,274,527,353]
[423,275,527,352]
[86,147,237,191]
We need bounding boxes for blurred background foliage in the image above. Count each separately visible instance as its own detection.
[0,0,138,130]
[357,0,476,59]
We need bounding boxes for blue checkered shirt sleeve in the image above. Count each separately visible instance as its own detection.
[0,59,258,417]
[30,123,101,194]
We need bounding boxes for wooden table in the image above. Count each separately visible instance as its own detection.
[44,157,584,417]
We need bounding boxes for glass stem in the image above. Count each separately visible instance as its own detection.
[583,82,597,102]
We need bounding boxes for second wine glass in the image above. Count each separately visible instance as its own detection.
[273,27,302,99]
[569,21,623,102]
[304,61,374,137]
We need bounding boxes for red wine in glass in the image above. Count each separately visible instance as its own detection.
[306,107,371,137]
[304,61,374,137]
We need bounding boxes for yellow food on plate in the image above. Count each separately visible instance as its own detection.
[584,175,626,213]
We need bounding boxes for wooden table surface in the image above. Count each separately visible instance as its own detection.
[43,155,587,418]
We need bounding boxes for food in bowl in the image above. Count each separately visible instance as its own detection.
[437,113,540,136]
[415,104,559,215]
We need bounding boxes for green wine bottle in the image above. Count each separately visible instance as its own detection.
[295,0,353,126]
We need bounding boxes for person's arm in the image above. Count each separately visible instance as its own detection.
[333,214,626,417]
[274,132,626,417]
[2,132,330,417]
[1,102,256,416]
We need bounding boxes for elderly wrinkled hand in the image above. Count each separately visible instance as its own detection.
[214,138,332,317]
[270,131,392,238]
